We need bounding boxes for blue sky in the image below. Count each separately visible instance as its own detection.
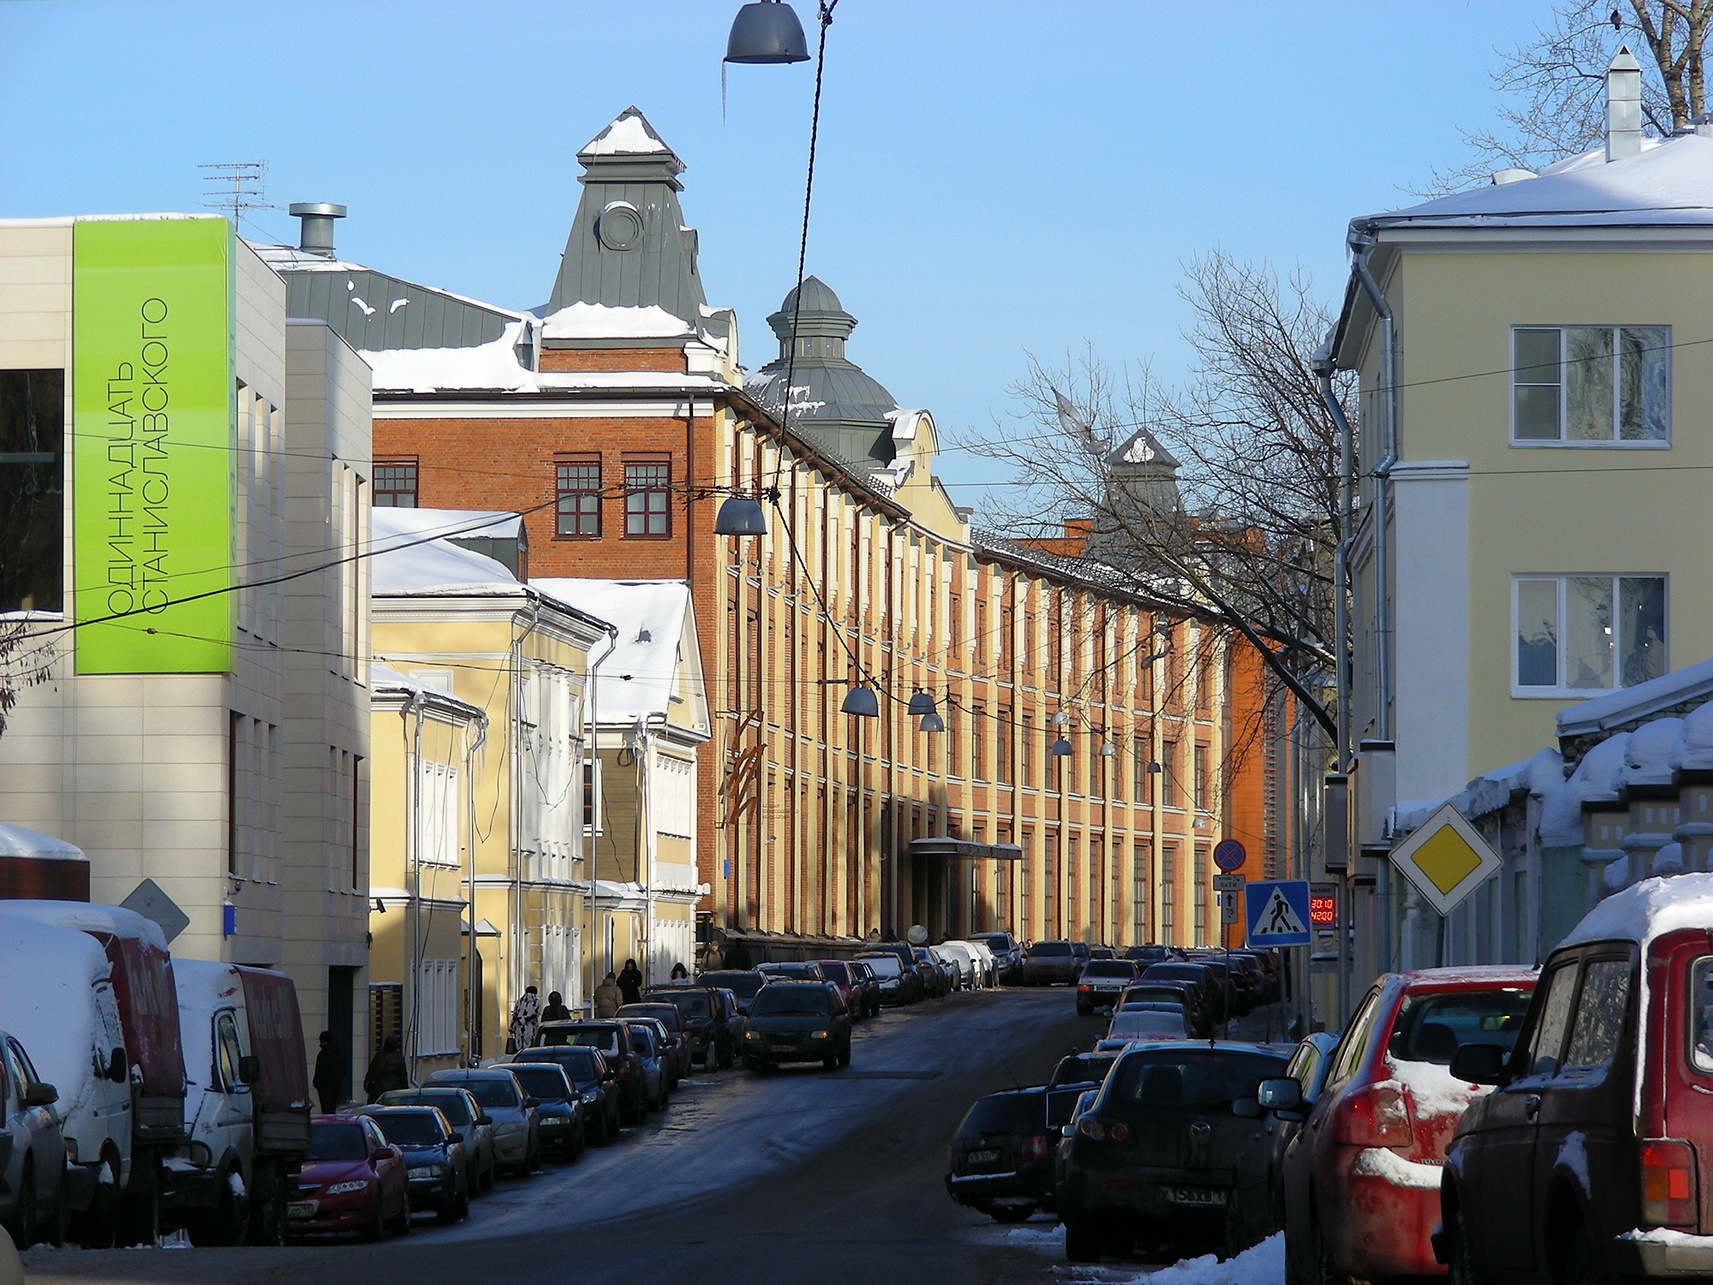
[1,0,1545,512]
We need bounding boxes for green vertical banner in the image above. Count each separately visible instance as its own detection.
[73,218,233,674]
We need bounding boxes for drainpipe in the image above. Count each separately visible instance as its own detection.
[510,600,542,1025]
[586,622,620,1013]
[463,709,488,1065]
[405,689,426,1085]
[1349,227,1396,742]
[1311,344,1354,775]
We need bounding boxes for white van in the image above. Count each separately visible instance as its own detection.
[0,917,132,1245]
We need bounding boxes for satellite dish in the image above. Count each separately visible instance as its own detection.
[906,924,929,946]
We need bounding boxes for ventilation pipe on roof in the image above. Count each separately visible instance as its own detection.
[289,202,346,258]
[1607,46,1643,161]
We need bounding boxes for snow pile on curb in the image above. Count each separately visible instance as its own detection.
[1113,1232,1284,1284]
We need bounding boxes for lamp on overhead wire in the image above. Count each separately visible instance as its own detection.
[920,712,945,734]
[840,686,880,718]
[1049,736,1073,757]
[725,0,810,63]
[714,493,767,536]
[1100,741,1117,757]
[907,691,937,717]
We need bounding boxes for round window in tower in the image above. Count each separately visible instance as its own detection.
[597,201,644,251]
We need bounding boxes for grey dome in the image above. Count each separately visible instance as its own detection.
[746,275,897,464]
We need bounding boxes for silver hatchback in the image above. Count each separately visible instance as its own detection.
[1,1030,66,1247]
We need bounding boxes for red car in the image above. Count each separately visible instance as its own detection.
[1281,965,1536,1283]
[816,961,866,1021]
[288,1114,411,1239]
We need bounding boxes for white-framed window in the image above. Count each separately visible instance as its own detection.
[1513,574,1667,695]
[1512,325,1669,445]
[656,755,695,841]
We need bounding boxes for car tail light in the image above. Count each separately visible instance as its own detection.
[1020,1134,1050,1162]
[1077,984,1091,993]
[1077,1117,1106,1141]
[1642,1139,1699,1227]
[1108,1121,1131,1142]
[1333,1083,1413,1147]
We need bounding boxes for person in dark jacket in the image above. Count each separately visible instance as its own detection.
[723,939,753,969]
[540,990,572,1023]
[313,1031,344,1115]
[618,959,644,1006]
[363,1035,409,1103]
[670,962,689,981]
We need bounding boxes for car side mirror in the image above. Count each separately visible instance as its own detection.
[524,1096,540,1109]
[238,1055,261,1085]
[1061,1124,1076,1139]
[374,1145,399,1161]
[1257,1078,1303,1111]
[1231,1096,1263,1119]
[1450,1043,1506,1086]
[477,1112,493,1126]
[22,1082,57,1108]
[107,1049,127,1083]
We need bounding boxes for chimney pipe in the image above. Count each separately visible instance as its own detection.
[1607,46,1643,162]
[288,202,346,257]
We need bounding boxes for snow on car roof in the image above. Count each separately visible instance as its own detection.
[1391,965,1538,987]
[1559,871,1713,950]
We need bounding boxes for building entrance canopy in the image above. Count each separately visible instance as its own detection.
[906,838,1024,862]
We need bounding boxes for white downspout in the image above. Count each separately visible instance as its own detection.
[1349,226,1396,743]
[463,709,488,1065]
[586,623,620,1013]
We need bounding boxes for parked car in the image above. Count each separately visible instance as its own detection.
[0,901,189,1247]
[1122,945,1177,967]
[355,1106,468,1224]
[1227,1031,1338,1253]
[934,944,978,990]
[376,1087,494,1193]
[0,916,134,1248]
[756,961,825,983]
[1072,941,1093,970]
[1076,960,1142,1015]
[971,931,1024,985]
[641,989,738,1070]
[1116,981,1209,1037]
[945,1084,1088,1222]
[814,961,868,1021]
[538,1020,648,1121]
[624,1023,670,1110]
[0,1030,66,1249]
[288,1115,410,1239]
[1280,965,1537,1285]
[856,951,921,1006]
[1435,876,1713,1283]
[1142,961,1222,1028]
[510,1046,618,1144]
[421,1067,542,1176]
[500,1061,585,1160]
[1058,1040,1290,1263]
[740,981,851,1071]
[856,942,923,995]
[625,1016,679,1091]
[166,960,311,1246]
[1229,949,1280,1003]
[1089,946,1116,961]
[619,1003,692,1080]
[914,947,954,998]
[694,970,768,1017]
[847,960,883,1016]
[1048,1051,1121,1091]
[956,939,999,988]
[1099,1005,1189,1048]
[1023,940,1084,987]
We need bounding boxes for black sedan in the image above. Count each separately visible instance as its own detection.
[695,970,767,1017]
[511,1045,619,1144]
[502,1061,586,1160]
[945,1084,1090,1223]
[1057,1041,1289,1263]
[642,988,736,1070]
[356,1106,468,1225]
[739,982,851,1071]
[854,950,921,1006]
[536,1020,648,1124]
[1141,962,1222,1028]
[1047,1050,1120,1091]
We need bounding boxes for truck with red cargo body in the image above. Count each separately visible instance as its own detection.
[0,900,187,1244]
[165,960,311,1244]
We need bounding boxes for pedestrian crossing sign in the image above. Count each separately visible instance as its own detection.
[1243,879,1312,947]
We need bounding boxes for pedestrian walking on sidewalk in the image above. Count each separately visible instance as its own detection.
[363,1035,408,1103]
[507,985,542,1053]
[314,1031,344,1114]
[593,972,623,1018]
[540,990,571,1024]
[618,959,644,1006]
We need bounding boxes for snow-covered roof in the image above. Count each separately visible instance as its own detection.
[1561,870,1713,949]
[371,506,522,597]
[1620,718,1685,788]
[1393,747,1564,836]
[0,821,85,861]
[1559,654,1713,738]
[368,662,487,721]
[529,579,707,733]
[539,302,692,342]
[1363,134,1713,232]
[580,107,673,157]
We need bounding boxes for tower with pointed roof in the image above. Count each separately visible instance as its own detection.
[1085,424,1185,569]
[744,275,899,465]
[544,106,709,326]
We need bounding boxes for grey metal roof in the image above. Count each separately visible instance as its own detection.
[252,246,518,353]
[542,107,708,327]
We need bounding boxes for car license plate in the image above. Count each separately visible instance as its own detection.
[1167,1188,1225,1206]
[967,1149,999,1164]
[288,1201,317,1218]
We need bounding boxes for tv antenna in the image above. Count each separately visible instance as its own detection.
[198,162,271,228]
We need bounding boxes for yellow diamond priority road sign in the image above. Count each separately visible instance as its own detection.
[1389,801,1502,916]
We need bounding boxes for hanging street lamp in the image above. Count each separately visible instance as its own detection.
[714,493,768,536]
[725,0,810,64]
[920,712,945,734]
[906,691,937,717]
[840,686,880,718]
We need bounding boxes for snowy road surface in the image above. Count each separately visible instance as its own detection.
[21,987,1289,1285]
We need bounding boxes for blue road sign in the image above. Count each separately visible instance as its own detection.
[1212,839,1246,872]
[1244,879,1312,948]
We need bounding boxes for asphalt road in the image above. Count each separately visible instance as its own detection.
[22,986,1099,1285]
